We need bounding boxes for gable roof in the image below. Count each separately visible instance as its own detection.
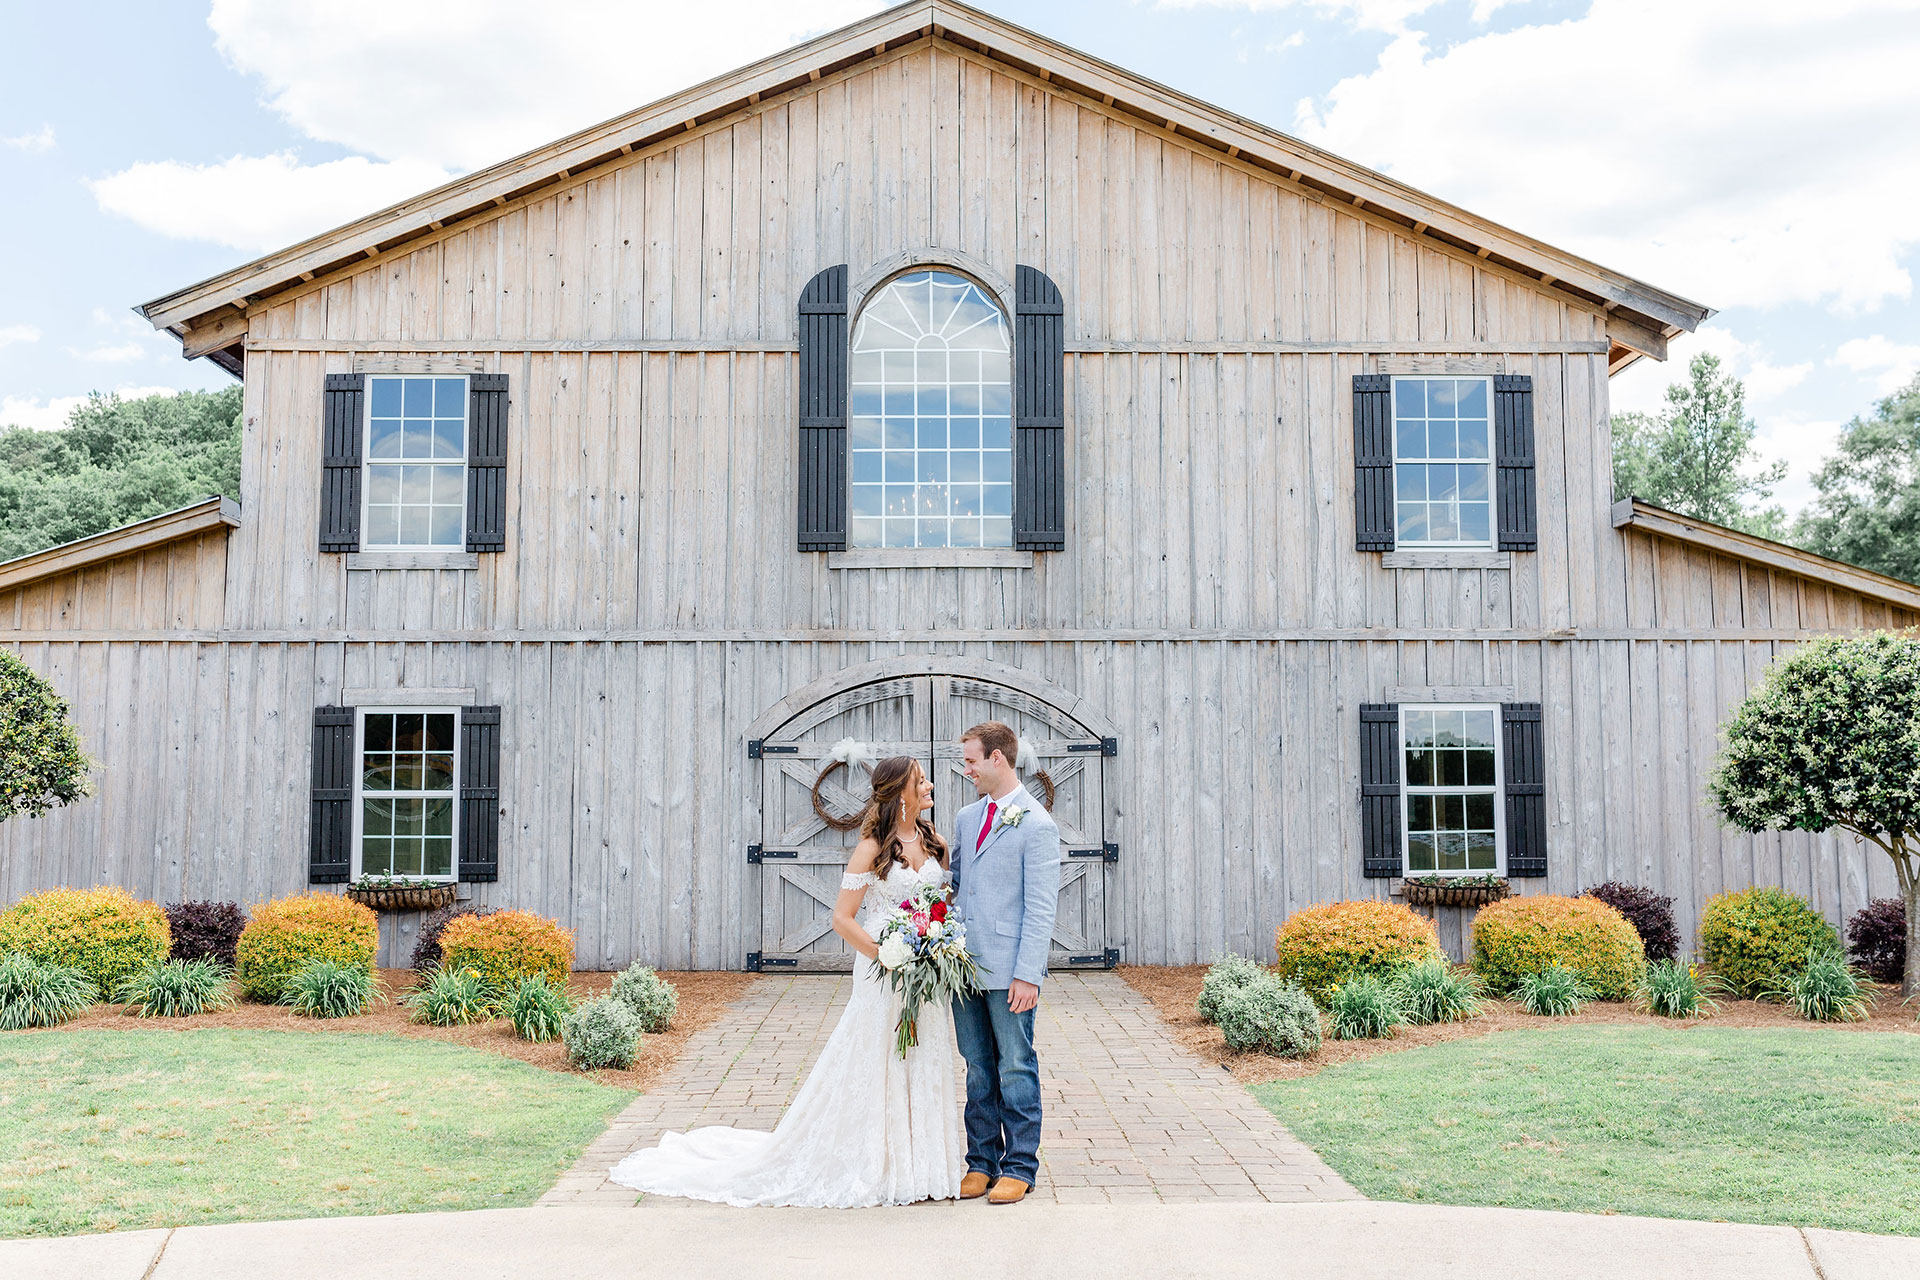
[1612,498,1920,614]
[138,0,1709,376]
[0,496,239,595]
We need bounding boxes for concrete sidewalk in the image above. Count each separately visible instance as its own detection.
[6,1202,1914,1280]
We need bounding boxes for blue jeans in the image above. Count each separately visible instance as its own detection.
[951,988,1041,1185]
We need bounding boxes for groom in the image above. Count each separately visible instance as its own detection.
[949,720,1060,1206]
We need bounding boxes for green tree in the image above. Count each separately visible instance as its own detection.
[1708,632,1920,997]
[0,386,242,561]
[0,651,93,821]
[1611,352,1786,536]
[1791,376,1920,585]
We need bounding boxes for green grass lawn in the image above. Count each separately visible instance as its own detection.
[1255,1025,1920,1237]
[0,1029,635,1239]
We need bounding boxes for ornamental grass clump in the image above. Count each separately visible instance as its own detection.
[562,995,642,1070]
[1696,886,1840,998]
[440,909,574,991]
[1325,973,1409,1040]
[403,965,498,1027]
[506,973,573,1043]
[1272,900,1444,1002]
[1581,881,1680,963]
[609,963,679,1033]
[1394,959,1482,1025]
[1514,965,1592,1016]
[1708,631,1920,997]
[1846,898,1907,986]
[163,900,248,967]
[0,886,171,993]
[1767,948,1874,1023]
[234,892,377,1003]
[1213,975,1321,1057]
[279,958,379,1019]
[1196,953,1269,1024]
[1470,894,1645,999]
[1634,959,1725,1019]
[114,958,235,1018]
[0,953,97,1029]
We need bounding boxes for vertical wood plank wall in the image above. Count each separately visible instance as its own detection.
[3,42,1909,965]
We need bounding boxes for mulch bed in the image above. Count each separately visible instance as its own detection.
[1118,964,1919,1086]
[27,969,759,1093]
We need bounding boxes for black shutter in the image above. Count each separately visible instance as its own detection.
[1013,264,1066,551]
[459,705,502,883]
[797,264,849,551]
[1353,374,1395,551]
[1502,702,1547,877]
[319,374,364,553]
[1494,374,1537,551]
[1359,703,1402,878]
[310,706,355,884]
[466,373,510,552]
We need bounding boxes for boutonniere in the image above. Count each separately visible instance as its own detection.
[1000,805,1028,829]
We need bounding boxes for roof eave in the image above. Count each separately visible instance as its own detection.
[0,496,240,594]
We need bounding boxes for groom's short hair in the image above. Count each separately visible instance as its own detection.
[961,721,1018,766]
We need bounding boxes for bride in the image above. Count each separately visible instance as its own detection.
[607,755,964,1207]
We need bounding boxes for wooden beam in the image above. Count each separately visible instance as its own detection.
[179,308,249,360]
[1605,312,1668,362]
[0,496,239,593]
[1614,498,1920,611]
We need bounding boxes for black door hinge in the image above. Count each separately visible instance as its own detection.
[745,952,799,972]
[747,740,799,760]
[747,845,799,864]
[1067,738,1118,757]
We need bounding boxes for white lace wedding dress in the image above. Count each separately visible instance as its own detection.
[607,856,964,1207]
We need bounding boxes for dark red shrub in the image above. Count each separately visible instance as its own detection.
[163,900,247,967]
[409,902,499,973]
[1846,898,1907,985]
[1581,881,1679,963]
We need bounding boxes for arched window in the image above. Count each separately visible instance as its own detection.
[848,271,1013,548]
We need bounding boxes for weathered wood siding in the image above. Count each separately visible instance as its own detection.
[3,41,1909,966]
[0,530,229,633]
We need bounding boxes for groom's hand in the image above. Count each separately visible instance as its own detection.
[1006,979,1039,1015]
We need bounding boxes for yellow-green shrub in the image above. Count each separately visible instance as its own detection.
[0,886,170,991]
[234,892,377,1003]
[1471,894,1645,999]
[440,909,574,989]
[1273,900,1443,1001]
[1698,886,1840,997]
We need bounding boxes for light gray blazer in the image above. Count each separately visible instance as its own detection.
[949,785,1061,989]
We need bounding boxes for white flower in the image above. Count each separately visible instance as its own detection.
[1002,805,1027,828]
[877,935,915,971]
[927,920,945,940]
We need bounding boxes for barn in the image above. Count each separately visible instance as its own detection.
[5,1,1918,971]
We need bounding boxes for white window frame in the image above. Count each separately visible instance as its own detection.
[360,373,469,553]
[1390,374,1496,550]
[351,705,461,883]
[1399,702,1505,878]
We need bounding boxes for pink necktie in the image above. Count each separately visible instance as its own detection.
[976,802,997,851]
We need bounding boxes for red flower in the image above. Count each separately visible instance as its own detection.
[930,901,949,923]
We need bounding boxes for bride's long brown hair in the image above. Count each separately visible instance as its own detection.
[861,756,949,880]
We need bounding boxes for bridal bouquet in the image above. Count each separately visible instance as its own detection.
[871,880,985,1057]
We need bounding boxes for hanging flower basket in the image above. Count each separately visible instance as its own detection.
[1401,875,1511,909]
[345,881,457,912]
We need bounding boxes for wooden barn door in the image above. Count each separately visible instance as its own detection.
[751,674,1113,972]
[932,676,1114,970]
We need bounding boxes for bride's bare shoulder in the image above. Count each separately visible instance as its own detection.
[845,837,882,875]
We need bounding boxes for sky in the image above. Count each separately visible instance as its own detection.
[3,0,1918,517]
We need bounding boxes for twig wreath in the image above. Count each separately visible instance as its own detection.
[1015,736,1057,811]
[810,738,877,831]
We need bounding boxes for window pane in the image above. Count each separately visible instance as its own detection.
[853,452,882,484]
[363,798,393,834]
[885,519,915,547]
[401,506,430,546]
[1397,465,1424,501]
[1439,794,1466,830]
[981,517,1011,545]
[1428,420,1457,460]
[1407,794,1434,832]
[1437,832,1467,871]
[430,466,463,505]
[432,419,464,459]
[367,467,400,506]
[851,516,882,544]
[1396,419,1424,460]
[1429,380,1460,417]
[983,386,1011,417]
[981,415,1010,449]
[424,714,455,753]
[1407,834,1435,872]
[1460,463,1489,501]
[433,377,465,416]
[983,451,1011,483]
[950,417,980,449]
[1465,710,1497,746]
[852,416,882,448]
[1456,417,1488,459]
[424,797,453,837]
[1467,748,1497,786]
[1394,380,1425,418]
[917,418,946,449]
[1466,792,1497,830]
[918,454,948,483]
[362,838,392,876]
[884,453,914,482]
[1457,380,1487,418]
[950,451,981,483]
[1439,749,1466,787]
[403,419,435,458]
[1405,749,1434,787]
[425,753,455,790]
[424,838,454,878]
[364,714,394,752]
[1430,464,1458,502]
[1428,506,1458,541]
[394,800,425,836]
[982,485,1011,518]
[1398,504,1428,542]
[885,418,913,448]
[1461,500,1491,543]
[1467,832,1496,870]
[403,378,433,416]
[370,378,402,416]
[369,419,402,459]
[917,518,949,547]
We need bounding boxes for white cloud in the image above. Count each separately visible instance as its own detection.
[0,387,179,432]
[2,125,54,152]
[1610,325,1807,416]
[1832,334,1920,394]
[1293,1,1920,313]
[205,0,877,172]
[89,152,454,253]
[0,324,40,349]
[1158,1,1439,37]
[72,343,149,364]
[1752,415,1845,516]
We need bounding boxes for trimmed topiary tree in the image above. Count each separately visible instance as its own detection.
[1697,886,1840,998]
[1708,631,1920,996]
[1272,900,1444,1002]
[0,651,93,821]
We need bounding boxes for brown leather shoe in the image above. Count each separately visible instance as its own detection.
[959,1171,991,1200]
[987,1177,1031,1205]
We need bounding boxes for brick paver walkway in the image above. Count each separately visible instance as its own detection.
[541,972,1361,1208]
